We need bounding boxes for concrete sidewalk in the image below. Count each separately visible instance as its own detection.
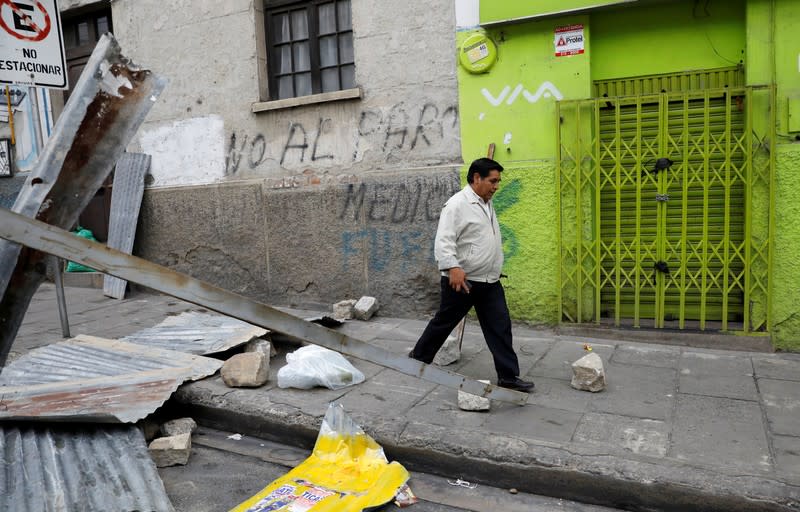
[13,283,800,512]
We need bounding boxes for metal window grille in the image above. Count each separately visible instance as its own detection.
[265,0,354,100]
[556,85,774,333]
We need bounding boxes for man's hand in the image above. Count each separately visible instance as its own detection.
[448,267,470,294]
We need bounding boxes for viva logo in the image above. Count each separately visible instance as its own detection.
[481,82,563,107]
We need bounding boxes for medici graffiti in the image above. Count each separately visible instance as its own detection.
[225,102,459,174]
[337,173,459,273]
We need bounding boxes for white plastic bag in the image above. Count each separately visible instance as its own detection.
[277,345,365,390]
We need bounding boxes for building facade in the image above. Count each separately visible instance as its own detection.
[2,0,799,350]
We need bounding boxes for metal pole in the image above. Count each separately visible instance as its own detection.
[51,256,71,338]
[30,87,71,335]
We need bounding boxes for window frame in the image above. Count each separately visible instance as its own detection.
[263,0,355,101]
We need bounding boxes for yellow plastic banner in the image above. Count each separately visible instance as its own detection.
[230,403,409,512]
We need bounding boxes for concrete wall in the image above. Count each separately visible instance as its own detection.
[50,0,462,314]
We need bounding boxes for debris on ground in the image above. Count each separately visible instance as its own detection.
[332,299,358,319]
[227,433,244,441]
[394,483,419,507]
[148,432,192,467]
[230,403,409,512]
[121,311,267,356]
[244,337,274,358]
[458,379,492,411]
[353,296,379,320]
[221,352,270,388]
[433,334,461,366]
[161,417,197,437]
[277,345,365,390]
[571,352,606,392]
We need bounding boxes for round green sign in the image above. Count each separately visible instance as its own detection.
[458,31,497,74]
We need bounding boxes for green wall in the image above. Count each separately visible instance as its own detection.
[455,0,800,346]
[767,0,800,351]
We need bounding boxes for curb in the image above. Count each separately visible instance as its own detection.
[170,380,800,512]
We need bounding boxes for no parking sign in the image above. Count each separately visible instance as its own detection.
[0,0,67,89]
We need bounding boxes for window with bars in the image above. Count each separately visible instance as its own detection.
[265,0,355,100]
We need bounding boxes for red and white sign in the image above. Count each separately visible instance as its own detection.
[0,0,67,89]
[554,24,584,57]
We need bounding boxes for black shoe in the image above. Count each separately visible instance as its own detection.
[497,377,535,392]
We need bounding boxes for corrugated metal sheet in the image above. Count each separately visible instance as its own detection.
[0,335,222,422]
[104,152,151,299]
[121,311,267,355]
[0,424,174,512]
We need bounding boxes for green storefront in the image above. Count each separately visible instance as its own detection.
[456,0,800,350]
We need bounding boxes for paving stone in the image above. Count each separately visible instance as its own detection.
[589,363,676,420]
[752,356,800,381]
[336,368,437,416]
[525,376,594,413]
[149,433,192,467]
[679,351,758,401]
[410,385,490,428]
[672,394,771,472]
[483,403,583,444]
[573,412,669,457]
[611,344,680,368]
[772,434,800,477]
[759,378,800,436]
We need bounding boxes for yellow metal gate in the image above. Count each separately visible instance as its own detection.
[556,85,774,332]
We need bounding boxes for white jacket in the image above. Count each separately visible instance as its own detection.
[434,186,503,283]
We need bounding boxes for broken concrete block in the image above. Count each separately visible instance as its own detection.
[458,379,491,411]
[245,337,274,359]
[571,352,606,392]
[221,352,269,388]
[161,417,197,437]
[148,433,192,467]
[333,299,357,320]
[433,334,461,366]
[353,296,379,320]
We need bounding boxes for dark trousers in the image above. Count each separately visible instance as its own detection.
[411,277,520,380]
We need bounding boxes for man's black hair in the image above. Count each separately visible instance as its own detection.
[466,158,504,183]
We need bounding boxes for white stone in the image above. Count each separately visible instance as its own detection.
[221,352,269,387]
[149,433,192,467]
[571,352,606,392]
[433,334,461,366]
[458,379,491,411]
[353,296,379,320]
[332,299,357,320]
[161,417,197,437]
[245,337,274,359]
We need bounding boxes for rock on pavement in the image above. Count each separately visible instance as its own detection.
[571,352,606,392]
[221,352,269,387]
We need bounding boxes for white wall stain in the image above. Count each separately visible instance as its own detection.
[137,115,225,187]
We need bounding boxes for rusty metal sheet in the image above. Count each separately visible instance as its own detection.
[0,208,530,405]
[121,310,267,355]
[0,424,174,512]
[0,32,167,368]
[0,335,222,422]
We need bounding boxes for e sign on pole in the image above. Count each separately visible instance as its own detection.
[0,0,67,89]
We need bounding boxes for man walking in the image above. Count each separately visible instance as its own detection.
[409,158,534,392]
